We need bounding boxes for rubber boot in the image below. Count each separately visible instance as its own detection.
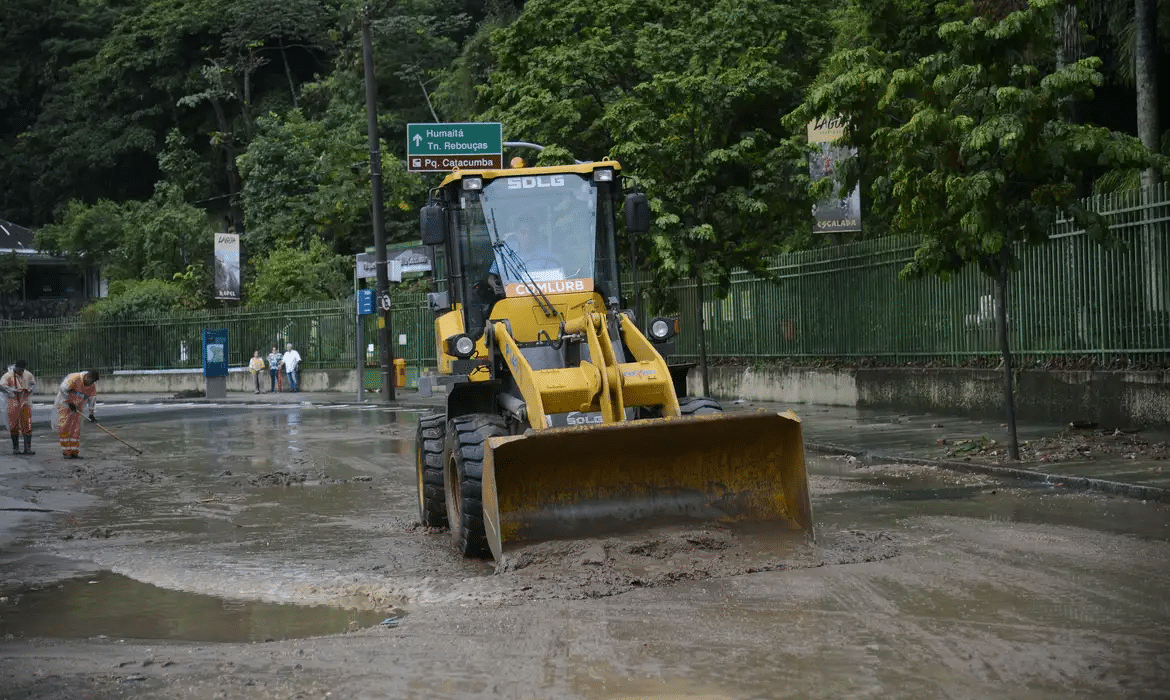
[11,434,18,455]
[22,435,34,455]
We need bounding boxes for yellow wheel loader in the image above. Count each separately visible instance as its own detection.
[415,158,812,561]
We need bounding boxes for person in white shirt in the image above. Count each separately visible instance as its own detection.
[281,343,303,392]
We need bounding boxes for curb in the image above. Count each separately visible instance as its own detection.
[805,441,1168,503]
[28,396,445,410]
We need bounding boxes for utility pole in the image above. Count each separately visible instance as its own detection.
[361,13,395,401]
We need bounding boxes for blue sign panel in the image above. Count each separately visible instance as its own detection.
[357,288,374,316]
[202,328,229,377]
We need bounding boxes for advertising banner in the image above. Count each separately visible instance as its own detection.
[202,328,228,378]
[214,233,241,300]
[808,118,862,233]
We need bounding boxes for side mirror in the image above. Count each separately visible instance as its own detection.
[420,202,445,246]
[625,192,650,234]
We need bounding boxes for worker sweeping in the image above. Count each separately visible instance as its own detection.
[53,369,99,459]
[1,359,37,455]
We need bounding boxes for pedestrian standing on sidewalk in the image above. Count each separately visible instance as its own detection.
[1,360,37,455]
[267,344,282,393]
[248,350,265,394]
[53,369,98,459]
[281,343,302,392]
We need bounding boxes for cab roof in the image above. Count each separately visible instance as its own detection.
[439,159,622,188]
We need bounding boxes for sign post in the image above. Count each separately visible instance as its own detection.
[355,288,373,401]
[362,18,395,402]
[406,122,503,172]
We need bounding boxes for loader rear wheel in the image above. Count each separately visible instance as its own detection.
[416,412,448,528]
[444,413,507,558]
[678,396,723,416]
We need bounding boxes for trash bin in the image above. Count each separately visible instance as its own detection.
[394,358,407,388]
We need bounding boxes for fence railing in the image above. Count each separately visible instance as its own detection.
[0,299,437,378]
[2,186,1166,376]
[656,184,1170,366]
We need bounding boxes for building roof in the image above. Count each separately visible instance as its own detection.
[0,220,37,254]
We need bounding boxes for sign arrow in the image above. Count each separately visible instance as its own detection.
[412,134,423,146]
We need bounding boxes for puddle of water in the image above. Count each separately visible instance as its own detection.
[0,571,396,642]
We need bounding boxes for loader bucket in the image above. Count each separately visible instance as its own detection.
[480,411,812,562]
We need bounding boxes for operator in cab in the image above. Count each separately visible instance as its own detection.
[486,217,559,296]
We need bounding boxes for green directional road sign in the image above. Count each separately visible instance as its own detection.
[406,122,503,172]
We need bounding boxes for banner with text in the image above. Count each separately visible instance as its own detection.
[213,233,240,300]
[808,118,862,234]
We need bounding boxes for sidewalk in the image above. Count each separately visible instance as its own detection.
[788,403,1170,502]
[41,390,1170,502]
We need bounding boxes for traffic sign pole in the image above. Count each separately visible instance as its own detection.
[362,17,394,402]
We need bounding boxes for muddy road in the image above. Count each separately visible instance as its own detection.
[1,402,1168,699]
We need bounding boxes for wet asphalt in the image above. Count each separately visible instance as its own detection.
[0,395,1167,699]
[72,389,1170,500]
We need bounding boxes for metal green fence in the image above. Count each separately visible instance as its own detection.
[658,184,1170,365]
[0,299,438,378]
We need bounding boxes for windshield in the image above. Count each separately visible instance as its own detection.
[477,173,608,297]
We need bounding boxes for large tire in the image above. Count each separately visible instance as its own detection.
[444,413,508,558]
[416,413,447,527]
[678,396,723,416]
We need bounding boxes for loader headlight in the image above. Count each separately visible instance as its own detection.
[462,176,483,191]
[593,168,614,182]
[446,334,476,358]
[648,317,677,342]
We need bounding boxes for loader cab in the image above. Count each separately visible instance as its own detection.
[425,162,624,344]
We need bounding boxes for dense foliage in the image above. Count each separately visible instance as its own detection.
[2,0,1168,310]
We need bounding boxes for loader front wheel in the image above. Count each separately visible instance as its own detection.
[416,413,447,528]
[444,413,508,558]
[678,396,723,416]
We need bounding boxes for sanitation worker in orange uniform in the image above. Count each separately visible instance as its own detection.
[1,359,37,455]
[53,369,99,459]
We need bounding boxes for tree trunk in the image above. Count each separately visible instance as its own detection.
[1136,0,1166,312]
[209,97,245,235]
[994,248,1020,461]
[1054,1,1078,69]
[417,74,441,123]
[280,41,298,108]
[1054,1,1079,123]
[243,49,256,144]
[1136,0,1160,187]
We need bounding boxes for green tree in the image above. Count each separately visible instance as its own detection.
[789,0,1156,458]
[11,0,338,229]
[1,0,130,224]
[801,0,971,237]
[81,279,192,320]
[35,185,213,283]
[0,252,27,304]
[245,238,351,304]
[433,0,519,121]
[237,107,424,256]
[480,0,833,304]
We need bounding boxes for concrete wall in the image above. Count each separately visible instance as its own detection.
[38,363,1167,427]
[39,368,362,396]
[690,365,1170,427]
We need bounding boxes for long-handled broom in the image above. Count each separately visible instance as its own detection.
[92,419,144,455]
